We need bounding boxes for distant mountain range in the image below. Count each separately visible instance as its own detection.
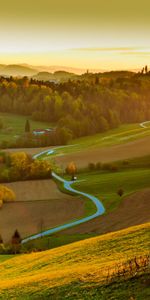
[0,63,140,81]
[0,64,87,77]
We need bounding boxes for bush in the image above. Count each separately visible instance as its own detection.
[122,160,129,166]
[117,188,124,197]
[30,160,52,179]
[0,185,16,203]
[109,164,118,172]
[88,163,96,171]
[0,118,4,130]
[11,230,22,254]
[102,163,119,172]
[95,162,102,170]
[102,163,112,171]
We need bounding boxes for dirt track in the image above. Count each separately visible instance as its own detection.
[0,180,85,243]
[58,189,150,236]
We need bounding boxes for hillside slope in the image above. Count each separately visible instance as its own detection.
[0,223,149,299]
[58,188,150,236]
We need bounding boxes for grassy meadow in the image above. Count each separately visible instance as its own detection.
[59,155,150,213]
[0,112,53,144]
[0,223,149,299]
[73,168,150,212]
[40,122,150,159]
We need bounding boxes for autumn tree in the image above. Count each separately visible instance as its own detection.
[66,162,77,180]
[30,160,52,179]
[0,185,16,205]
[10,152,32,180]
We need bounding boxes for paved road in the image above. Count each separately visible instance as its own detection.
[22,151,105,244]
[140,121,150,128]
[22,120,150,244]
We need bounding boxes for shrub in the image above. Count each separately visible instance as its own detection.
[117,188,124,197]
[102,163,112,170]
[0,234,3,244]
[110,164,118,172]
[30,160,52,179]
[11,230,22,254]
[0,185,16,203]
[95,162,102,170]
[122,160,129,166]
[88,162,96,171]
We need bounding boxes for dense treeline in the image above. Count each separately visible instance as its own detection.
[0,73,150,142]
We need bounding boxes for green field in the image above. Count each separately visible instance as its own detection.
[0,223,149,299]
[0,112,53,143]
[72,167,150,212]
[42,122,150,158]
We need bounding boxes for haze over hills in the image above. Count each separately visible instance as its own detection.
[0,64,38,77]
[0,63,140,78]
[0,64,87,76]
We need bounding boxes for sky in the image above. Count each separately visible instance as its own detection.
[0,0,150,70]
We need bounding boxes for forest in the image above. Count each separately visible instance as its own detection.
[0,72,150,147]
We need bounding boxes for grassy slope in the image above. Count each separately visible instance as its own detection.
[0,223,149,299]
[23,156,150,251]
[44,123,150,158]
[73,167,150,212]
[0,112,53,143]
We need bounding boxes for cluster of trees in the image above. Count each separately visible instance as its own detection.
[0,151,52,182]
[0,73,150,142]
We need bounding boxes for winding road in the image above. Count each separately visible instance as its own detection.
[22,150,105,244]
[140,121,150,128]
[21,120,150,244]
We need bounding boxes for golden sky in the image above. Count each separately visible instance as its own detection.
[0,0,149,70]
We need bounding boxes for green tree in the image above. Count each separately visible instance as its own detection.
[11,230,22,254]
[25,119,30,133]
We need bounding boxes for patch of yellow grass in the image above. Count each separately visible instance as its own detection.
[0,222,149,294]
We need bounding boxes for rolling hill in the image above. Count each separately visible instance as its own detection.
[0,222,149,299]
[33,70,77,82]
[0,64,38,77]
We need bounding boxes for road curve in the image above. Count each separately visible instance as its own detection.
[22,150,105,244]
[140,121,150,128]
[22,120,150,244]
